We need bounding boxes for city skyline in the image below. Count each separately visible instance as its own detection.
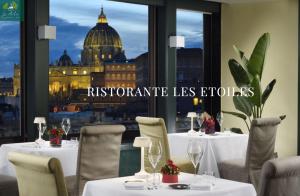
[0,0,203,77]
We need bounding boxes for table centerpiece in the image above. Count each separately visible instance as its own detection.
[48,127,64,147]
[161,159,180,183]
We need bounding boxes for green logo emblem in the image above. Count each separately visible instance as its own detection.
[0,0,23,21]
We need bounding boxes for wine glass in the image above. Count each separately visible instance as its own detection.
[41,122,47,137]
[196,114,204,135]
[148,139,162,189]
[187,139,203,182]
[61,118,71,140]
[216,112,224,132]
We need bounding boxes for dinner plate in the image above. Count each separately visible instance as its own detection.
[169,184,190,190]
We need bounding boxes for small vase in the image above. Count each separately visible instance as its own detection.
[49,135,62,147]
[162,174,178,183]
[205,126,215,134]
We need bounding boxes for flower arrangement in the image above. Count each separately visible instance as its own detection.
[48,127,64,147]
[161,160,180,183]
[203,117,216,134]
[161,160,180,175]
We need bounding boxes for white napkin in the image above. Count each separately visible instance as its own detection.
[123,180,146,190]
[190,182,213,191]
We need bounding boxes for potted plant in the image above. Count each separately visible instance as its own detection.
[48,127,64,147]
[161,160,180,183]
[203,117,216,134]
[222,33,285,131]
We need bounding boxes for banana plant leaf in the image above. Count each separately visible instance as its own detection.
[262,79,276,105]
[228,59,251,88]
[233,94,252,117]
[233,45,249,67]
[247,33,270,80]
[222,111,247,120]
[249,75,262,107]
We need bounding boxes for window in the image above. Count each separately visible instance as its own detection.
[176,9,204,131]
[49,0,149,140]
[0,21,21,138]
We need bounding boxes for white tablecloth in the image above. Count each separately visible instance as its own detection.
[82,173,256,196]
[168,133,248,177]
[0,142,78,177]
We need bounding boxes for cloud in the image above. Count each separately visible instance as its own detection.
[0,21,20,77]
[49,16,89,63]
[0,1,203,77]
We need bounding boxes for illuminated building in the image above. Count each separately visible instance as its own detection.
[14,7,136,101]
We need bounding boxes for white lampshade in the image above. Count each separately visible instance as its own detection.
[33,117,46,124]
[133,137,151,148]
[187,112,197,118]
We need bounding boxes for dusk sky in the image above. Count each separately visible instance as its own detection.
[0,0,203,77]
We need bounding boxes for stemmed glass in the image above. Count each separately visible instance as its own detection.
[196,114,204,135]
[187,139,203,182]
[148,139,162,189]
[61,118,71,140]
[40,122,47,138]
[216,112,224,132]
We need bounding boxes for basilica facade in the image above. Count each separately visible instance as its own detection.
[14,7,136,99]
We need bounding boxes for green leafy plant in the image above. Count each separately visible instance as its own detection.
[223,33,279,131]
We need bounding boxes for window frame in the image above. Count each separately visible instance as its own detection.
[0,18,26,144]
[1,0,221,144]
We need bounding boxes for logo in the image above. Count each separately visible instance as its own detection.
[0,0,23,21]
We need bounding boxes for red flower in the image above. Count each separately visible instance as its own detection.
[167,159,173,165]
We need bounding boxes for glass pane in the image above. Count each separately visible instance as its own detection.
[0,21,21,137]
[176,9,204,131]
[49,0,149,138]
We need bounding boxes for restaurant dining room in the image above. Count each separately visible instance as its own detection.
[0,0,299,195]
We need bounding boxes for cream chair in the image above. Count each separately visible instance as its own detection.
[8,152,68,196]
[73,125,125,196]
[218,117,281,191]
[0,175,18,196]
[258,156,300,196]
[136,116,194,173]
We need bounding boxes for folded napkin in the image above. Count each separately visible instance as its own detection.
[123,180,146,190]
[190,182,213,191]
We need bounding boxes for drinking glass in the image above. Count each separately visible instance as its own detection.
[39,122,47,139]
[216,112,224,132]
[70,137,79,147]
[204,171,216,186]
[187,139,203,181]
[148,139,162,189]
[61,118,71,139]
[196,114,204,135]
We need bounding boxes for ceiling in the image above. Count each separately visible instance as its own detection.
[207,0,280,4]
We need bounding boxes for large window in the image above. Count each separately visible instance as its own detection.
[49,0,149,140]
[0,21,21,137]
[176,9,204,131]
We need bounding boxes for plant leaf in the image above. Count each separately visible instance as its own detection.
[228,59,251,88]
[247,33,270,80]
[262,79,276,105]
[233,94,252,117]
[249,75,262,107]
[233,45,249,66]
[222,111,247,120]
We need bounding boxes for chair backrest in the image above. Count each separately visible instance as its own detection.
[258,156,300,196]
[246,117,281,189]
[8,152,68,196]
[76,125,125,196]
[136,116,171,172]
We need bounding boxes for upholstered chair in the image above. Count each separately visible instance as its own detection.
[74,125,125,196]
[218,117,281,191]
[258,156,300,196]
[8,152,69,196]
[136,116,194,173]
[0,175,18,196]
